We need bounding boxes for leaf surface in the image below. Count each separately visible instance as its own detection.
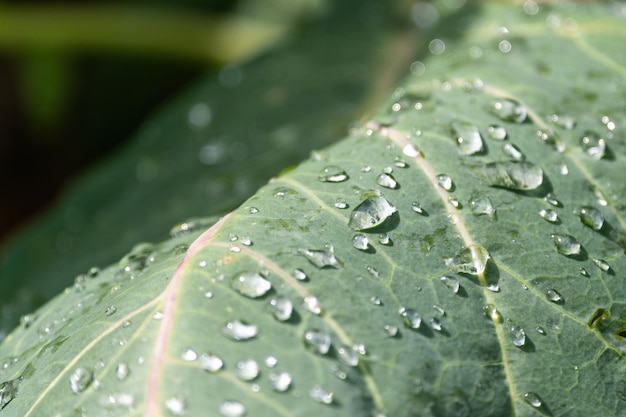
[1,2,626,417]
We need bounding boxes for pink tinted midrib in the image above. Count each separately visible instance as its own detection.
[143,213,231,416]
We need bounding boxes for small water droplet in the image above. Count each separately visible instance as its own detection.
[273,187,297,198]
[292,268,307,281]
[483,304,502,323]
[269,372,292,392]
[248,207,259,214]
[348,195,397,230]
[490,98,527,123]
[222,320,258,341]
[448,197,460,208]
[478,161,543,190]
[430,318,443,331]
[376,173,398,189]
[549,114,576,130]
[522,392,542,408]
[370,296,382,305]
[543,192,560,207]
[437,174,453,190]
[361,165,372,172]
[240,237,252,246]
[429,38,446,54]
[445,245,490,275]
[559,163,569,175]
[264,356,278,367]
[410,201,425,214]
[384,324,399,337]
[299,244,341,269]
[579,267,590,277]
[432,304,445,316]
[269,296,293,321]
[310,386,333,404]
[334,198,348,209]
[451,120,484,155]
[105,306,117,316]
[536,129,565,152]
[383,166,393,174]
[468,194,496,217]
[402,143,421,157]
[487,125,507,140]
[487,283,500,292]
[337,345,359,366]
[546,289,563,303]
[235,359,259,381]
[230,272,272,298]
[399,307,422,329]
[303,329,331,354]
[539,209,559,223]
[575,206,604,230]
[365,265,380,278]
[352,234,370,250]
[580,131,606,159]
[219,401,246,417]
[503,143,524,160]
[551,234,581,256]
[69,367,94,394]
[378,233,391,245]
[440,276,460,294]
[204,291,213,299]
[200,353,224,372]
[318,165,349,182]
[536,326,546,335]
[115,363,130,381]
[165,397,187,416]
[593,258,611,272]
[181,348,198,362]
[394,157,408,168]
[303,296,322,315]
[153,311,164,320]
[509,326,526,347]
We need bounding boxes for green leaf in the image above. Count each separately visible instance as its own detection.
[2,2,626,417]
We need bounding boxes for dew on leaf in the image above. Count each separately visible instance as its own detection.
[430,318,442,331]
[219,401,246,417]
[522,392,542,408]
[303,296,322,315]
[551,234,581,256]
[394,157,408,168]
[483,304,502,323]
[310,386,333,404]
[536,326,546,335]
[451,120,484,155]
[399,307,422,329]
[337,345,359,366]
[384,324,399,337]
[269,296,293,321]
[331,365,347,380]
[445,245,490,275]
[411,201,425,214]
[478,161,543,190]
[248,207,259,214]
[487,283,500,292]
[543,192,560,207]
[509,326,526,347]
[230,272,272,298]
[549,113,576,130]
[303,329,331,355]
[240,237,252,246]
[270,372,292,392]
[468,194,495,217]
[503,143,524,160]
[361,165,372,172]
[402,143,421,158]
[165,397,186,415]
[348,195,397,230]
[489,98,527,123]
[536,129,565,152]
[318,165,349,182]
[437,174,453,190]
[229,245,241,253]
[593,186,608,206]
[299,244,341,269]
[376,173,398,189]
[181,348,197,362]
[593,259,611,272]
[334,198,348,209]
[0,377,19,409]
[580,131,606,159]
[292,268,307,281]
[378,233,391,245]
[546,289,563,303]
[559,163,569,175]
[222,320,258,341]
[539,209,558,223]
[487,124,507,140]
[69,367,94,394]
[200,353,224,372]
[366,265,380,278]
[448,197,460,208]
[440,276,460,294]
[273,187,297,198]
[580,267,590,277]
[352,234,370,250]
[235,359,259,381]
[383,166,393,174]
[115,363,130,381]
[575,206,604,230]
[264,356,278,367]
[370,296,382,305]
[433,304,445,316]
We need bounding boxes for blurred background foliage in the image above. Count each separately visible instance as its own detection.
[0,0,430,337]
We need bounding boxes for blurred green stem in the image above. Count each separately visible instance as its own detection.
[0,4,289,63]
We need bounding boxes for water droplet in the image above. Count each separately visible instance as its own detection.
[410,201,425,214]
[70,367,94,394]
[235,359,259,381]
[378,233,391,245]
[399,307,422,329]
[575,206,604,230]
[229,245,241,253]
[483,304,502,323]
[331,365,347,380]
[579,267,589,277]
[222,320,258,341]
[303,296,322,315]
[153,311,164,320]
[240,237,252,246]
[337,345,359,366]
[593,258,611,272]
[370,296,382,305]
[468,194,496,217]
[230,272,272,298]
[269,296,293,321]
[299,244,341,269]
[445,245,490,275]
[448,197,460,208]
[318,165,349,183]
[181,348,197,362]
[490,98,527,123]
[536,326,546,335]
[451,120,484,155]
[440,275,460,293]
[536,129,565,152]
[165,397,187,415]
[539,209,558,223]
[478,161,543,190]
[384,324,399,337]
[503,143,524,160]
[115,363,130,381]
[559,163,569,175]
[509,326,526,347]
[352,234,370,250]
[488,283,500,292]
[264,356,278,367]
[394,157,408,168]
[348,195,397,230]
[0,377,19,409]
[248,207,259,214]
[219,401,246,417]
[546,289,563,303]
[200,353,224,372]
[364,265,380,278]
[310,386,333,404]
[376,173,398,189]
[437,174,453,190]
[270,372,292,392]
[334,198,348,209]
[522,392,542,408]
[551,234,581,256]
[303,329,331,355]
[383,166,393,174]
[105,305,117,316]
[361,165,372,172]
[543,192,560,207]
[432,304,445,316]
[293,268,307,281]
[580,131,606,159]
[487,125,507,140]
[273,187,297,198]
[430,318,443,331]
[549,114,576,130]
[402,143,421,158]
[20,313,37,329]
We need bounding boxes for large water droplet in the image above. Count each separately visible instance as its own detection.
[490,98,527,123]
[219,401,246,417]
[299,244,341,268]
[352,234,370,251]
[445,245,490,275]
[468,194,495,217]
[574,206,604,230]
[310,386,333,404]
[437,174,453,190]
[580,131,606,159]
[478,161,543,190]
[200,353,224,372]
[235,359,259,381]
[440,276,460,294]
[303,329,331,355]
[399,307,422,329]
[270,372,292,392]
[69,367,94,394]
[539,209,558,223]
[522,392,542,408]
[230,272,272,298]
[546,289,563,303]
[269,296,293,321]
[509,326,526,347]
[348,195,397,230]
[551,234,581,256]
[318,166,349,182]
[487,125,507,140]
[337,345,359,367]
[376,173,398,189]
[222,320,258,341]
[451,120,484,155]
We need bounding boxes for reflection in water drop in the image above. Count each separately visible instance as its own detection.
[69,367,94,394]
[440,276,460,294]
[348,195,397,231]
[522,392,542,408]
[509,326,526,347]
[318,166,349,182]
[303,329,331,355]
[230,272,272,298]
[575,206,604,231]
[399,307,422,329]
[445,245,490,275]
[479,161,543,190]
[451,120,484,155]
[551,234,581,256]
[437,174,453,190]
